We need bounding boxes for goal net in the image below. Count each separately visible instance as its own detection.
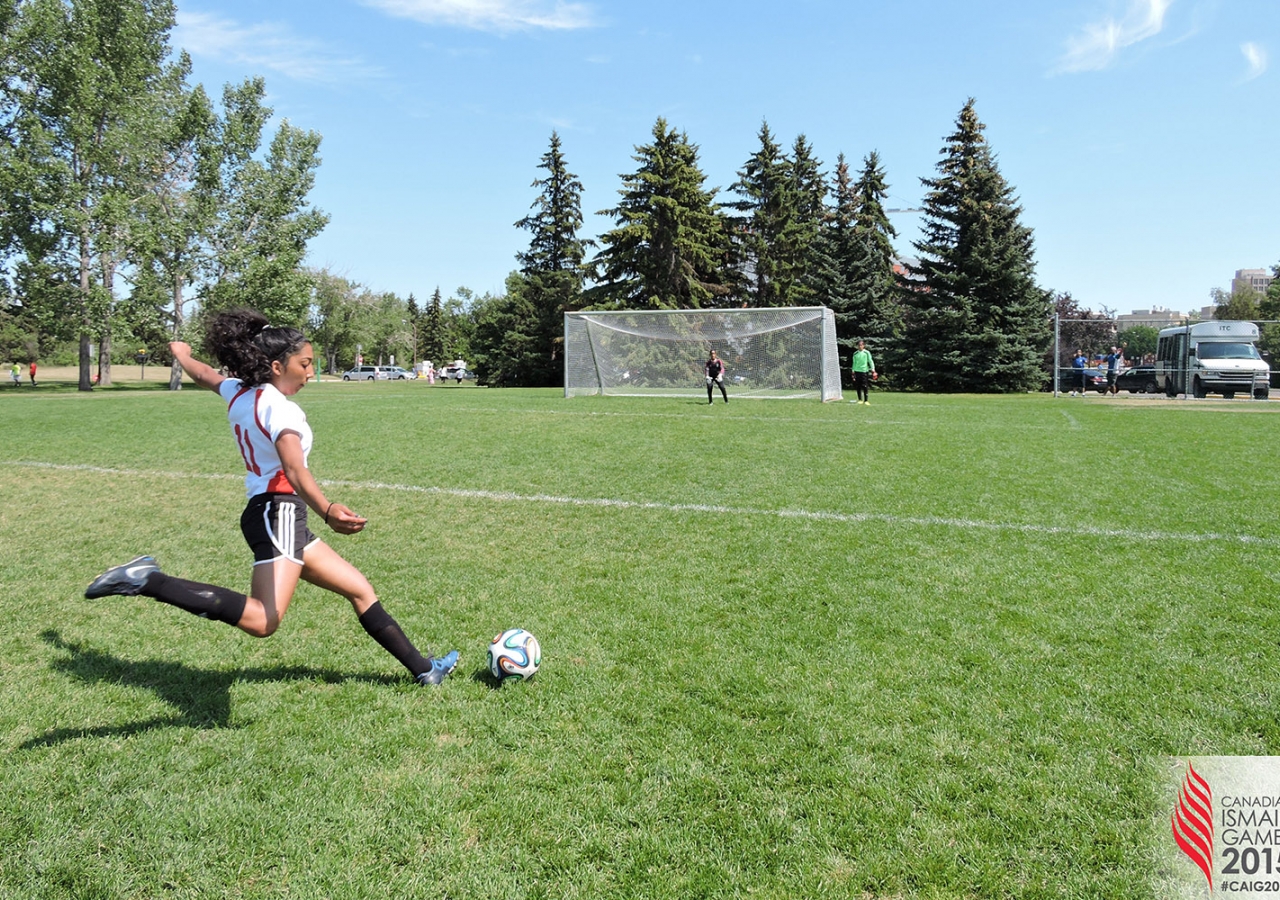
[564,306,842,401]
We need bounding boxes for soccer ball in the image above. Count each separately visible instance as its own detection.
[487,628,541,681]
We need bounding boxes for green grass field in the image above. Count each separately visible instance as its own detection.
[2,381,1277,899]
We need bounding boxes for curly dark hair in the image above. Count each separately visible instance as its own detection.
[205,309,308,387]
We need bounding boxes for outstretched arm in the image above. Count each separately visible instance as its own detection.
[169,342,226,394]
[275,432,368,535]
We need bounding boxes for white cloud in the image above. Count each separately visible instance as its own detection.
[361,0,595,32]
[1241,42,1268,81]
[175,10,386,84]
[1054,0,1174,74]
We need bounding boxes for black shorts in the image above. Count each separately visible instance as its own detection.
[240,493,317,566]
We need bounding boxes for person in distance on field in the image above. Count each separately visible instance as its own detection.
[1105,344,1127,395]
[83,308,459,686]
[28,360,36,387]
[1071,349,1088,396]
[704,349,728,404]
[9,362,19,386]
[850,340,876,405]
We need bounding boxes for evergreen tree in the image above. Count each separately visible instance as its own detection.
[815,154,858,376]
[730,121,807,306]
[406,291,420,366]
[421,286,445,365]
[788,134,827,305]
[902,99,1050,392]
[848,151,901,352]
[589,117,731,310]
[817,152,901,381]
[507,131,589,385]
[516,131,588,276]
[471,272,540,387]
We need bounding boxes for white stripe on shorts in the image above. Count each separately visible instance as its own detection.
[261,498,304,566]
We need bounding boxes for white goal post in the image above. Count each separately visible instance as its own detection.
[564,306,843,401]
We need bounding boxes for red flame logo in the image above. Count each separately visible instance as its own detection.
[1172,762,1214,892]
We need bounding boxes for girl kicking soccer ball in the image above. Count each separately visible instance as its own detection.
[84,308,459,685]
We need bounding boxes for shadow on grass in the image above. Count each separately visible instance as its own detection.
[20,630,400,749]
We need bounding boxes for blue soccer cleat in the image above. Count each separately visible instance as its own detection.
[85,556,160,599]
[415,650,460,685]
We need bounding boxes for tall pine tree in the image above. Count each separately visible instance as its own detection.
[848,151,901,347]
[730,121,807,307]
[818,152,900,380]
[902,99,1049,392]
[589,118,730,310]
[421,286,445,366]
[502,130,589,385]
[789,134,827,305]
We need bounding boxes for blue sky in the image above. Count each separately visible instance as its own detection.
[173,0,1277,315]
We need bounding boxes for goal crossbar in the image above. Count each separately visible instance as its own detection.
[564,307,842,402]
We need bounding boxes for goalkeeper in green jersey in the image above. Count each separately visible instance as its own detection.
[851,341,876,405]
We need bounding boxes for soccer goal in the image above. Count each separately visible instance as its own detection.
[564,306,843,401]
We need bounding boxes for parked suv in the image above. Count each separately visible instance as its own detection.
[379,366,415,380]
[342,365,387,381]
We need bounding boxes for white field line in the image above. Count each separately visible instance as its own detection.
[14,460,1280,547]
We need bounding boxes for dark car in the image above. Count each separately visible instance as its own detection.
[1057,367,1108,394]
[1115,364,1158,394]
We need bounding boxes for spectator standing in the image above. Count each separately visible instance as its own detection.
[1105,345,1125,395]
[1071,349,1088,396]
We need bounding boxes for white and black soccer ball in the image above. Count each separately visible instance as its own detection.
[487,628,541,681]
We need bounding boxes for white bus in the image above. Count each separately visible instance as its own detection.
[1155,320,1269,400]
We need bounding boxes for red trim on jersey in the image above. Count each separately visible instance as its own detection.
[253,389,273,441]
[265,470,295,493]
[228,384,253,410]
[234,423,261,475]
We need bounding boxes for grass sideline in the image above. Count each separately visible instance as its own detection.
[2,384,1278,899]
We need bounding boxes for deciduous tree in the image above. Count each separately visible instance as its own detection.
[199,78,328,328]
[1,0,182,390]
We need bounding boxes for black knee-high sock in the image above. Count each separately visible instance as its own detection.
[358,602,431,677]
[143,572,248,626]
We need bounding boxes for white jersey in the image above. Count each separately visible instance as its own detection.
[218,378,313,498]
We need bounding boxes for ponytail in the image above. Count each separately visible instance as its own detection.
[205,309,307,387]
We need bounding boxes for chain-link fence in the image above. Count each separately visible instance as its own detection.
[1049,316,1280,399]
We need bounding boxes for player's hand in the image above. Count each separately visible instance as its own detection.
[170,341,192,359]
[325,502,368,534]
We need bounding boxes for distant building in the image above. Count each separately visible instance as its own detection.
[1233,268,1274,296]
[1115,307,1185,329]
